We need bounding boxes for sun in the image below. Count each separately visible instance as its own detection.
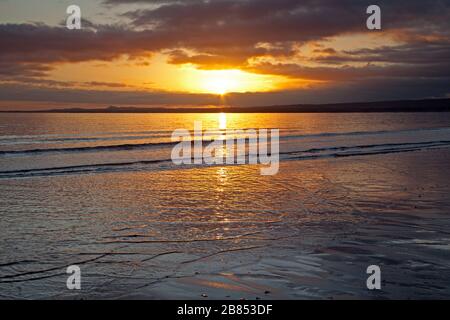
[177,67,287,94]
[208,77,232,95]
[198,69,270,95]
[201,70,241,95]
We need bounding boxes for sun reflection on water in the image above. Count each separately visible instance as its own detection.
[219,112,227,130]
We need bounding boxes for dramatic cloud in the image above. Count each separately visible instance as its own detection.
[0,0,449,107]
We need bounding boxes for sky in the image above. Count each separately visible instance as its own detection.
[0,0,449,110]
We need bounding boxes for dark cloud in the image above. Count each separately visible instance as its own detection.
[0,83,220,106]
[0,23,151,63]
[246,62,450,87]
[316,42,450,65]
[0,61,52,78]
[1,1,449,73]
[117,0,449,71]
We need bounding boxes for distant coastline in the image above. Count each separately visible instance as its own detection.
[1,98,449,113]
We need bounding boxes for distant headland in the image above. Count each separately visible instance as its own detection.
[2,98,449,113]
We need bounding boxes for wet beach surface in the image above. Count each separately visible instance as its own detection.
[1,148,450,299]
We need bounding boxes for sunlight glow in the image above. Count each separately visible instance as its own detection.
[197,69,274,95]
[48,56,295,95]
[201,70,243,94]
[208,77,232,95]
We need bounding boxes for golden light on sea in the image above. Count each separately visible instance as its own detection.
[219,112,227,130]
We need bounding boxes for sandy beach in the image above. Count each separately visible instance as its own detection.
[1,130,449,299]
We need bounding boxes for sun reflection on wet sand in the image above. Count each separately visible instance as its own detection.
[216,166,228,192]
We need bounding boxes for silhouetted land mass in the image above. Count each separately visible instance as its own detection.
[2,98,450,113]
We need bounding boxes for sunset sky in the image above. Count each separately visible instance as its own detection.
[0,0,449,109]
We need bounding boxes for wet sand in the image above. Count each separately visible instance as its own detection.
[1,147,450,299]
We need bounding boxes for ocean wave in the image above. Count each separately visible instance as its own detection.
[1,127,449,157]
[0,141,178,156]
[1,140,449,179]
[284,140,450,155]
[281,126,450,140]
[0,158,171,178]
